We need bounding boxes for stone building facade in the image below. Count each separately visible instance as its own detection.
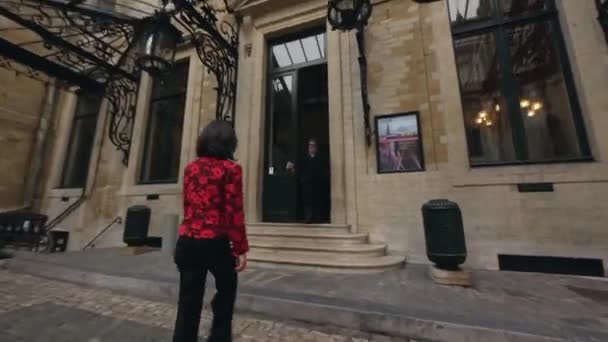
[0,57,51,210]
[4,0,607,272]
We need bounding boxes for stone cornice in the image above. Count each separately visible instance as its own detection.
[236,0,320,15]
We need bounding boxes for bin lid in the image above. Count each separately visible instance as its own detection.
[48,230,69,235]
[422,199,459,210]
[127,205,151,212]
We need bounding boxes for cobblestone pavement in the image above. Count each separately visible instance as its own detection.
[0,270,412,342]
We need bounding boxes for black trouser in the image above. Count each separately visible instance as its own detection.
[303,203,320,223]
[302,181,323,223]
[173,236,237,342]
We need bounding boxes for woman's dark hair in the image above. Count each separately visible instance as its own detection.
[196,120,237,159]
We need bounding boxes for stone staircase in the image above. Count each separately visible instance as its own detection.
[247,223,406,272]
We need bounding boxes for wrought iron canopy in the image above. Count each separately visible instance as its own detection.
[0,0,140,88]
[0,0,240,165]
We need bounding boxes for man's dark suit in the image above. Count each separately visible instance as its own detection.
[299,153,328,223]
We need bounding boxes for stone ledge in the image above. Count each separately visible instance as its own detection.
[5,257,573,342]
[119,246,158,256]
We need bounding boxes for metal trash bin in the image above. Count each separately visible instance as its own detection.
[48,231,69,253]
[123,206,151,247]
[422,199,467,270]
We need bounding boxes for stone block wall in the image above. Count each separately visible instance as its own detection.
[20,0,608,271]
[35,48,214,250]
[0,69,46,210]
[348,0,608,269]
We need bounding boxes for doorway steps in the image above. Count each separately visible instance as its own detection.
[247,223,406,272]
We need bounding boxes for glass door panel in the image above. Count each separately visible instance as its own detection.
[263,73,299,222]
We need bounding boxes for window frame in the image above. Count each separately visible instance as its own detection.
[448,0,592,166]
[265,27,328,173]
[58,91,103,189]
[138,59,190,185]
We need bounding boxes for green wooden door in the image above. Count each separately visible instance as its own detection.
[262,72,299,222]
[262,28,329,223]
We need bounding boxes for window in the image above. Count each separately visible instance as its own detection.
[449,0,590,165]
[139,59,189,184]
[60,91,103,188]
[270,31,326,70]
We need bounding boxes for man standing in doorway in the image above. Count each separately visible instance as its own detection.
[300,138,328,224]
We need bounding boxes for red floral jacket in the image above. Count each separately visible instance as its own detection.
[178,157,249,256]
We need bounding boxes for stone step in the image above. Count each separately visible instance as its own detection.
[250,240,387,257]
[249,250,406,272]
[247,223,351,235]
[246,223,403,272]
[248,222,350,230]
[249,248,387,261]
[248,231,369,245]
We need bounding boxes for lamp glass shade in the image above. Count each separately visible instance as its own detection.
[135,15,180,75]
[328,0,372,31]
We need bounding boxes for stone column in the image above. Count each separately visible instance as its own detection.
[161,214,179,255]
[24,80,59,208]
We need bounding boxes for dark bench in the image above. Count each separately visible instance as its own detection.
[0,211,48,251]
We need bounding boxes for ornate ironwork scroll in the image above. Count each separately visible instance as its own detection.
[0,0,241,163]
[0,0,138,83]
[173,0,239,123]
[105,76,139,165]
[0,0,143,164]
[356,27,371,146]
[0,0,139,163]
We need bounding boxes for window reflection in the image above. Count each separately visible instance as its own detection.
[61,92,103,188]
[451,0,589,164]
[272,76,293,93]
[455,33,517,163]
[140,60,189,184]
[500,0,547,17]
[270,75,294,175]
[507,21,582,160]
[271,33,326,69]
[448,0,495,25]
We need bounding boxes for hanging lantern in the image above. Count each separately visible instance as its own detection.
[327,0,372,31]
[135,13,181,75]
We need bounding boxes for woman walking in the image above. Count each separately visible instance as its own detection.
[173,120,249,342]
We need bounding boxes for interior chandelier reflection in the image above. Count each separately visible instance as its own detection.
[475,97,544,128]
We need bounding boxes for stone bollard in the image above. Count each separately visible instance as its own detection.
[161,214,179,256]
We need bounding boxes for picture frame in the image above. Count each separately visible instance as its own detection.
[375,112,425,174]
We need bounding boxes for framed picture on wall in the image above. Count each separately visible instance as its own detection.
[375,112,425,173]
